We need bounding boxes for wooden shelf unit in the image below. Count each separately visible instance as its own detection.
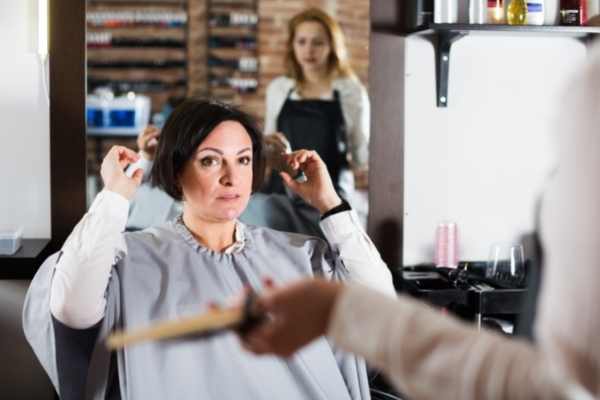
[86,0,190,114]
[206,0,259,103]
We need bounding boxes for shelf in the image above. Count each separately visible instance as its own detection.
[373,22,600,107]
[0,239,51,279]
[376,22,600,37]
[206,0,258,101]
[89,0,187,3]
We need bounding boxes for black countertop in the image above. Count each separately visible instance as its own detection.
[0,239,51,279]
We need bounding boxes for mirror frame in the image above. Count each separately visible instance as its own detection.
[29,0,401,277]
[49,0,87,252]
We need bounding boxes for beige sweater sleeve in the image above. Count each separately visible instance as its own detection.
[327,284,586,400]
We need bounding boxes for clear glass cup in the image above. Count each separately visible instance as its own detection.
[486,243,525,279]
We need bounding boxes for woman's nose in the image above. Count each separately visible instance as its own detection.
[219,164,238,186]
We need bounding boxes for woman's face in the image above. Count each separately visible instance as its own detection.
[179,121,253,223]
[293,21,332,74]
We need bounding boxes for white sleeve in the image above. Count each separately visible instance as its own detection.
[339,79,370,168]
[49,190,129,329]
[320,210,395,296]
[264,77,289,135]
[327,284,578,400]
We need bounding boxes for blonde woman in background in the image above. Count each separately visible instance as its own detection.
[246,8,370,235]
[264,8,369,195]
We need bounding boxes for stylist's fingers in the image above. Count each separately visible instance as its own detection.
[270,132,290,151]
[279,171,300,192]
[139,125,159,142]
[130,168,144,186]
[107,145,140,169]
[286,149,320,171]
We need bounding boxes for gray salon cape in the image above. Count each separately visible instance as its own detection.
[23,220,370,399]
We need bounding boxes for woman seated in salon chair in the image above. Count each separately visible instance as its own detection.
[23,98,395,400]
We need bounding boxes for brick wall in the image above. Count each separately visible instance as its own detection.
[250,0,370,125]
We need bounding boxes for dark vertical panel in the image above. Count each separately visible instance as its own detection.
[49,0,87,252]
[367,32,405,268]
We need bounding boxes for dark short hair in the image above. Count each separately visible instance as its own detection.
[150,98,264,200]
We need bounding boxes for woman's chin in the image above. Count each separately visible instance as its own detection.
[222,208,241,221]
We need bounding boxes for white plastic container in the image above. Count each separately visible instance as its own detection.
[544,0,559,24]
[527,0,545,25]
[470,0,488,23]
[0,227,22,255]
[588,0,600,21]
[434,0,459,23]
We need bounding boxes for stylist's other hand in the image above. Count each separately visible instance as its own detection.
[281,150,342,214]
[353,166,369,190]
[263,132,292,182]
[240,279,342,357]
[137,125,160,161]
[101,146,143,200]
[264,132,291,154]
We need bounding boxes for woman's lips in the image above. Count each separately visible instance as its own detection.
[217,194,240,201]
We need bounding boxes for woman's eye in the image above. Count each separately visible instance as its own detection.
[312,40,324,47]
[199,157,219,167]
[239,156,252,166]
[296,38,306,46]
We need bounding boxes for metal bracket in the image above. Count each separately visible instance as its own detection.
[435,31,466,107]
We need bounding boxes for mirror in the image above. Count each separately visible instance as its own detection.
[84,0,372,235]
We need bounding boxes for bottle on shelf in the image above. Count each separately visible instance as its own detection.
[434,0,458,23]
[507,0,528,24]
[588,0,600,21]
[526,0,545,24]
[488,0,506,23]
[560,0,587,25]
[470,0,488,23]
[545,0,560,24]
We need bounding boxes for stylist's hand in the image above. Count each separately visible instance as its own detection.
[240,278,343,357]
[264,132,291,154]
[281,150,342,214]
[137,125,160,161]
[101,146,143,200]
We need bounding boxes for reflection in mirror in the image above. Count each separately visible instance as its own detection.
[85,0,371,236]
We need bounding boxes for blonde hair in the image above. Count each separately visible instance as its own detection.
[285,8,355,82]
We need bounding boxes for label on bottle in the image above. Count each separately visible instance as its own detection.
[527,3,543,12]
[561,9,580,25]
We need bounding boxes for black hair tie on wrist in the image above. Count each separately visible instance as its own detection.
[320,198,351,220]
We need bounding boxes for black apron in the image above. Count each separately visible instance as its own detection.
[263,88,350,196]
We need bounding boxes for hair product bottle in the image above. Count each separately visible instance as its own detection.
[488,0,506,23]
[527,0,545,24]
[507,0,528,23]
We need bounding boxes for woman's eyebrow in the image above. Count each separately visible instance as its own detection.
[196,147,252,155]
[197,147,223,155]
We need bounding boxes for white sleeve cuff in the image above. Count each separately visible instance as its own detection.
[319,209,362,243]
[89,189,130,227]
